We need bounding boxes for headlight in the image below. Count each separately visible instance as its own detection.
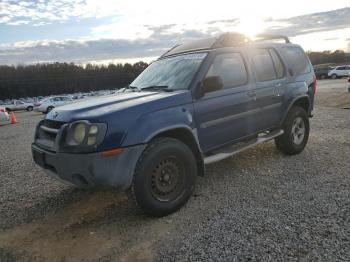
[73,123,86,144]
[65,121,107,149]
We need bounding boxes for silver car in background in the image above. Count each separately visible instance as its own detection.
[34,96,73,114]
[3,100,34,112]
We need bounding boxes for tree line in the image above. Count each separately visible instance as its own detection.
[0,62,148,100]
[0,50,349,100]
[306,50,350,66]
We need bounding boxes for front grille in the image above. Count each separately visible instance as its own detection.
[35,119,66,151]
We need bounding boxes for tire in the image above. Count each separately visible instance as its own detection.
[46,106,54,113]
[132,137,197,217]
[27,106,33,111]
[275,106,309,155]
[331,74,337,79]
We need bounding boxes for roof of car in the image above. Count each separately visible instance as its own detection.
[160,33,292,58]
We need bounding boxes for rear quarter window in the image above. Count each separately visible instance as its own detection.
[282,46,311,75]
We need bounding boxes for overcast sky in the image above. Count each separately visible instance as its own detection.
[1,0,350,65]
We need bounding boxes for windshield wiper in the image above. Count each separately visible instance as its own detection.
[122,85,140,92]
[141,85,173,92]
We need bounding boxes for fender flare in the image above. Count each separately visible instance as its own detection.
[280,95,310,126]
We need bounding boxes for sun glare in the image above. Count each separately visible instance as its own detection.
[235,17,266,38]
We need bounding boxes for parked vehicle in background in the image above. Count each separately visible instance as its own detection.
[313,66,332,79]
[328,65,350,79]
[32,33,316,217]
[0,106,10,123]
[4,100,34,112]
[348,73,350,93]
[34,96,73,114]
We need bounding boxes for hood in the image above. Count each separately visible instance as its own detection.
[46,90,192,123]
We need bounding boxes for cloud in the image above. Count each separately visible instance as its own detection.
[1,7,350,64]
[263,7,350,37]
[0,0,123,26]
[0,28,213,64]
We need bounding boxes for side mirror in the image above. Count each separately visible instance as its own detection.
[201,76,223,95]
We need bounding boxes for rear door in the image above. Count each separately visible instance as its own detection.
[345,66,350,76]
[193,51,256,152]
[249,48,286,131]
[336,66,348,76]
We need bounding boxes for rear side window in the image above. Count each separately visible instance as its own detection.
[205,53,247,89]
[269,49,285,78]
[251,49,276,81]
[282,46,310,75]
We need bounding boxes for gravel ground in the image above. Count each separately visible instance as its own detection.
[0,79,349,261]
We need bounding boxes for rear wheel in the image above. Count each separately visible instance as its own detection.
[132,137,197,217]
[275,106,309,155]
[27,106,33,111]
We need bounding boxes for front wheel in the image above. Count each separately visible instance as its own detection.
[27,106,33,111]
[331,74,337,79]
[275,106,310,155]
[46,106,54,113]
[132,137,197,217]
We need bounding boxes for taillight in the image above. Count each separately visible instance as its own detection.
[0,108,5,112]
[313,75,317,94]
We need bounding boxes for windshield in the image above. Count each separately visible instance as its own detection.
[131,53,207,91]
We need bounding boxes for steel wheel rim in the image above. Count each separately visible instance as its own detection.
[291,116,305,145]
[150,156,186,202]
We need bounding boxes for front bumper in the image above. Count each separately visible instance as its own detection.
[31,144,146,189]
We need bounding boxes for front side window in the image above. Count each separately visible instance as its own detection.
[204,53,247,90]
[252,49,277,81]
[131,53,207,91]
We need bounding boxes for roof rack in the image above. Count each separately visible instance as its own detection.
[160,33,290,58]
[160,33,250,58]
[254,34,291,43]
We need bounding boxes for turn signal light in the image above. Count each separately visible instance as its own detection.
[101,148,124,157]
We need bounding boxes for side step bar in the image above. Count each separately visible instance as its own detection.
[204,129,284,165]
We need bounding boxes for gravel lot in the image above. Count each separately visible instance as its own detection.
[0,79,349,261]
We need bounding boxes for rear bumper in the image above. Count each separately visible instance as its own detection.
[31,144,146,189]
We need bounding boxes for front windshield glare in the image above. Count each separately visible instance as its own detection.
[131,53,207,91]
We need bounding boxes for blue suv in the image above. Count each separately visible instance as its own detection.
[32,33,316,216]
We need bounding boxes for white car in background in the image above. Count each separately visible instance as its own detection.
[3,100,34,112]
[0,106,10,123]
[328,65,350,79]
[34,96,73,114]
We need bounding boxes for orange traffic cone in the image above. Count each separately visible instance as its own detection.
[10,112,17,124]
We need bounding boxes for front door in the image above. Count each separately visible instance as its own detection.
[193,51,256,152]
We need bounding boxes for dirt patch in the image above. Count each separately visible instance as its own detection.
[0,190,171,261]
[316,91,350,108]
[0,192,124,261]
